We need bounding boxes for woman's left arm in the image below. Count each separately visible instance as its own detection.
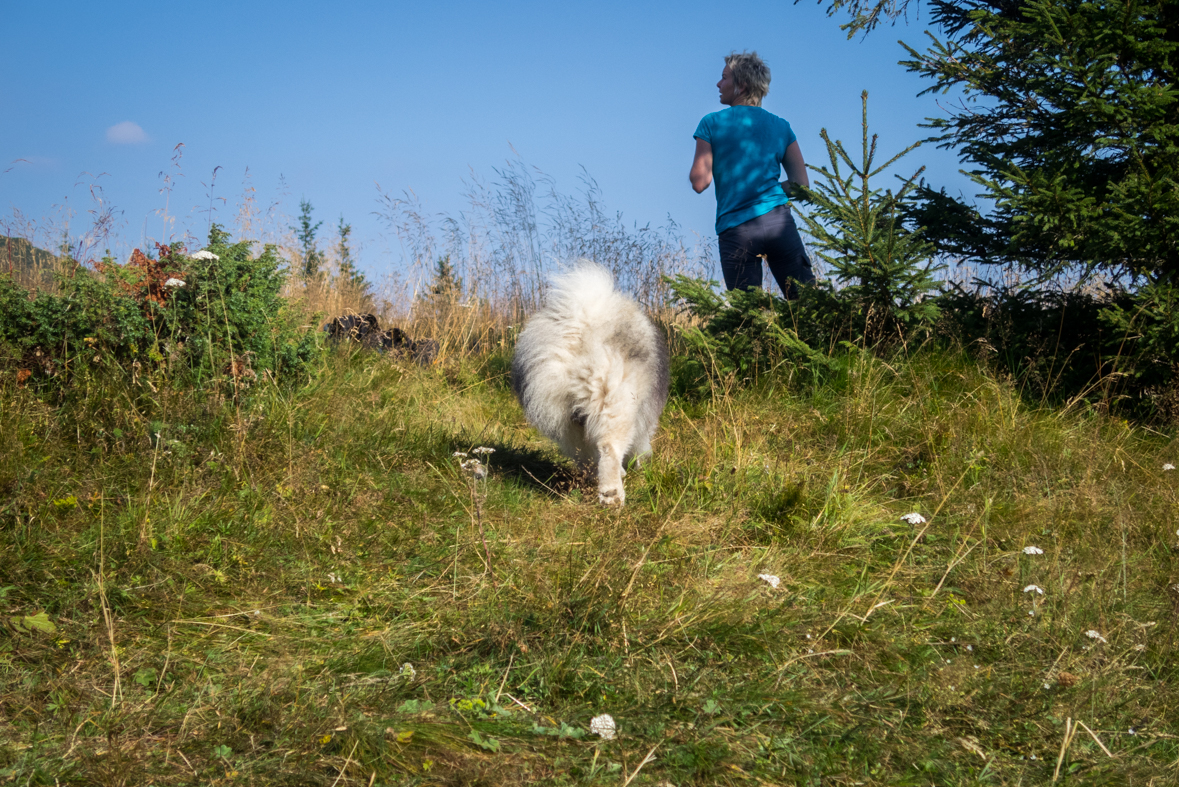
[782,141,809,196]
[690,138,713,193]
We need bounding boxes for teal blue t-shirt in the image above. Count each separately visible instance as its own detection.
[694,106,796,234]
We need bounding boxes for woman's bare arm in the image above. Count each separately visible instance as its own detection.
[690,138,713,193]
[782,141,809,195]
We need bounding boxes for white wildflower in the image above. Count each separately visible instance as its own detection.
[327,572,341,584]
[1085,629,1108,644]
[1023,545,1044,555]
[471,446,496,455]
[900,512,927,525]
[757,573,781,589]
[1023,584,1045,595]
[453,451,468,458]
[589,713,616,740]
[1163,463,1175,471]
[163,277,186,288]
[1028,609,1036,616]
[1129,728,1136,735]
[189,249,219,261]
[966,645,973,652]
[399,663,416,680]
[461,459,488,480]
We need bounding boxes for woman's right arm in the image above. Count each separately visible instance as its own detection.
[690,138,713,193]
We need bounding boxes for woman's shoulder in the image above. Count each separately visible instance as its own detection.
[697,107,729,123]
[733,106,793,127]
[698,106,793,135]
[752,106,790,123]
[755,108,796,138]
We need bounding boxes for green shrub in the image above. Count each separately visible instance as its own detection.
[664,275,838,394]
[1098,279,1179,418]
[935,285,1116,402]
[0,225,317,393]
[936,278,1179,421]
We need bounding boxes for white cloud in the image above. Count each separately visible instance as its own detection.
[106,121,150,144]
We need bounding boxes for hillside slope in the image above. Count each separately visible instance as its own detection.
[2,236,67,290]
[1,344,1177,785]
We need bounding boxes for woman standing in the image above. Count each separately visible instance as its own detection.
[690,51,814,298]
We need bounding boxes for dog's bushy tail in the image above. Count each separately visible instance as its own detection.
[545,262,616,321]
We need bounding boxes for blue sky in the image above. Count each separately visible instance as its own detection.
[3,0,973,278]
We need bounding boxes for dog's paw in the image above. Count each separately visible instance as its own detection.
[598,486,625,507]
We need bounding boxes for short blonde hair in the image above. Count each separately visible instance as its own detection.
[725,51,770,106]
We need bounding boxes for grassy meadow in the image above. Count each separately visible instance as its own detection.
[2,289,1178,785]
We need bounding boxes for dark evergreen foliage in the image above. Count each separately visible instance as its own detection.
[902,0,1179,282]
[803,0,919,37]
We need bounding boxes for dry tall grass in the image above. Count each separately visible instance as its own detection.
[5,156,713,373]
[376,159,715,322]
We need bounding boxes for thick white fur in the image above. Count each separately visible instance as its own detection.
[512,262,670,506]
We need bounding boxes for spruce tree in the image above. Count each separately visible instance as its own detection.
[796,91,943,343]
[293,199,324,279]
[806,0,917,37]
[901,0,1179,283]
[430,255,462,300]
[335,216,367,290]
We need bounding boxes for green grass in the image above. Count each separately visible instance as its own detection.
[2,341,1177,786]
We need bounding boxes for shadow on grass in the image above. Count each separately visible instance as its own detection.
[501,445,592,498]
[453,435,589,499]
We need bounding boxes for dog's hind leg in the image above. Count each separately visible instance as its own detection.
[592,408,637,507]
[595,440,625,506]
[582,353,643,506]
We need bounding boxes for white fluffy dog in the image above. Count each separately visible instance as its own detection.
[512,262,670,506]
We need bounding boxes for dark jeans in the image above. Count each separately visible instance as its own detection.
[718,204,815,299]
